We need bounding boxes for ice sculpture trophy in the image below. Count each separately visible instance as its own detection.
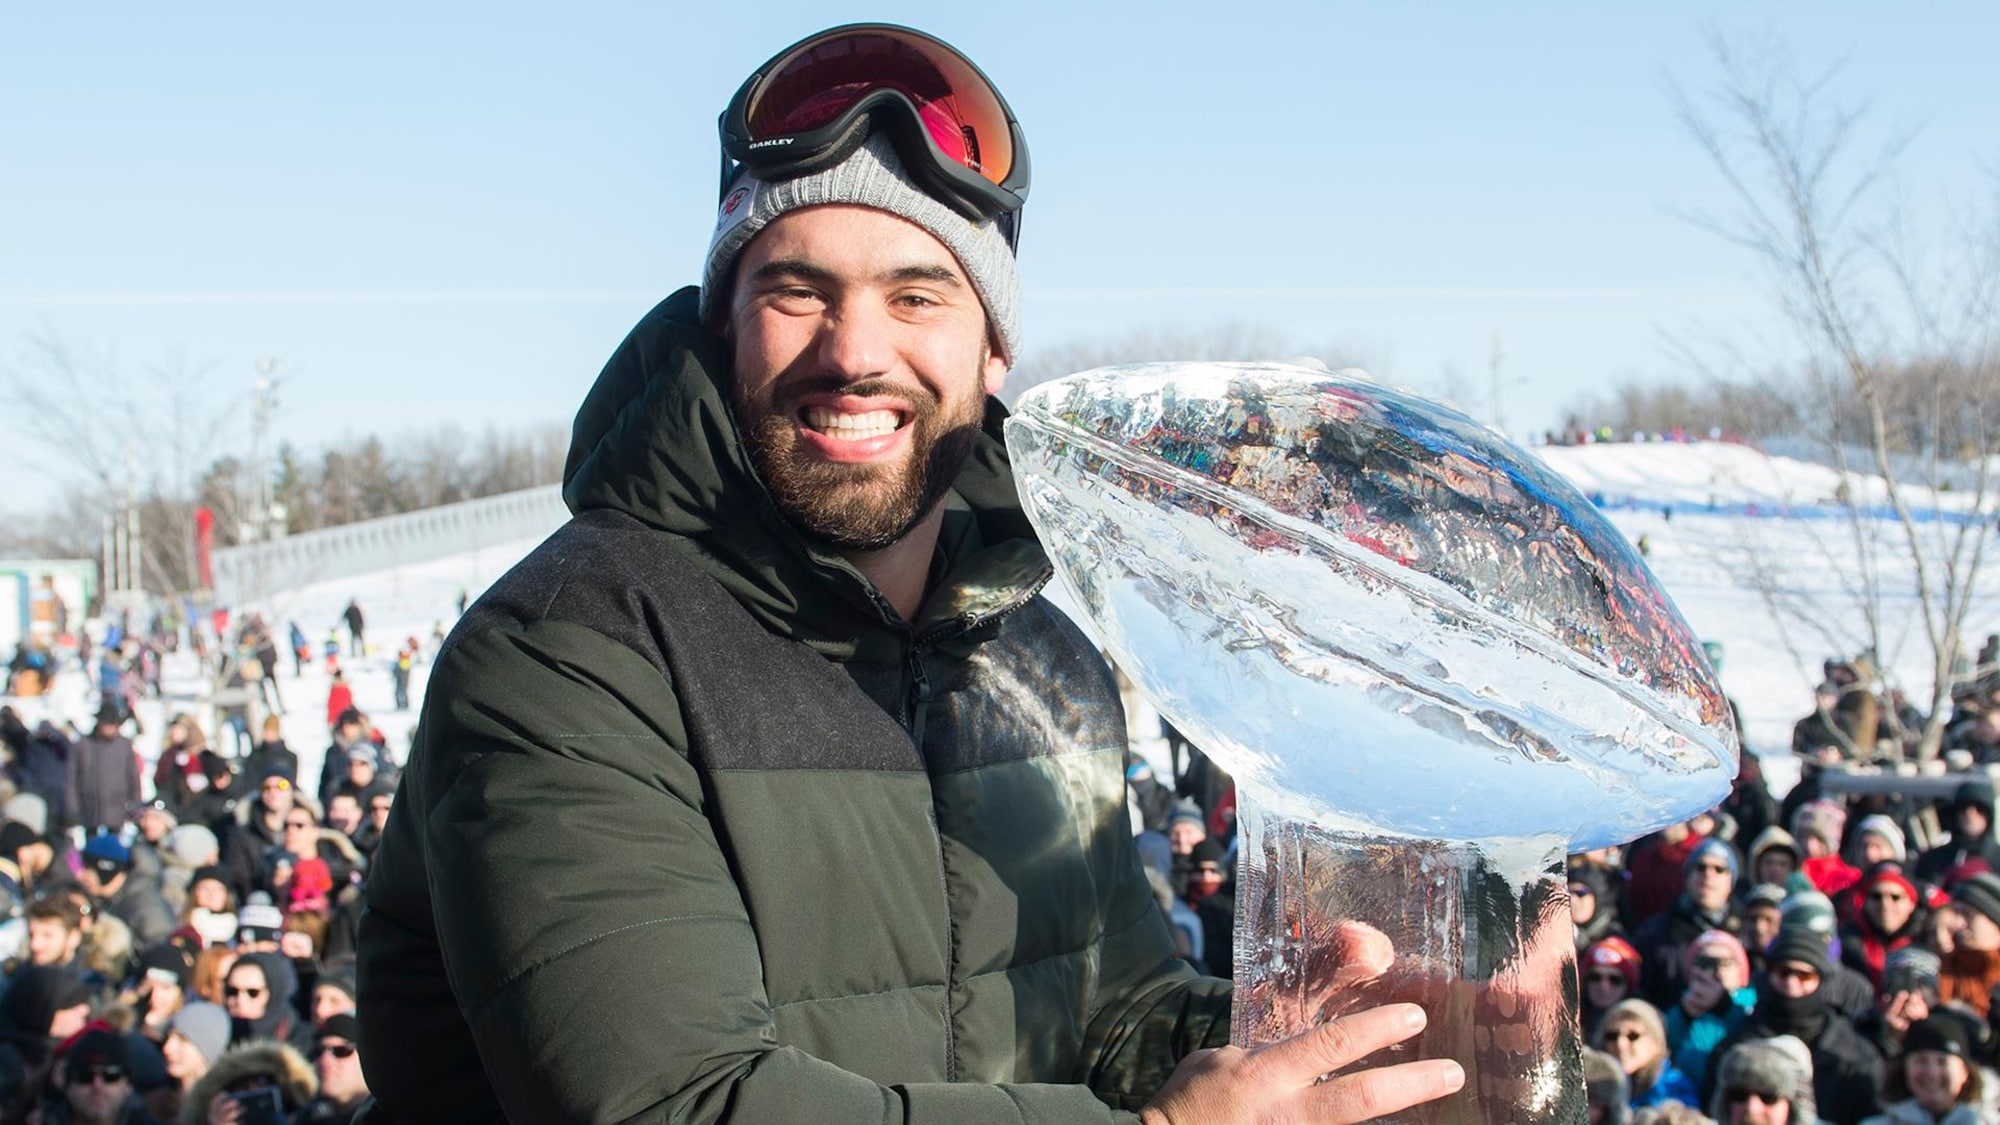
[1006,364,1736,1123]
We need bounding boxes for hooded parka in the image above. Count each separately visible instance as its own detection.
[356,289,1232,1123]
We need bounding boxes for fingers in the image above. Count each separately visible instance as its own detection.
[1252,1002,1429,1085]
[1311,1057,1467,1123]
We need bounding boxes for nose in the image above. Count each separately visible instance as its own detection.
[814,296,895,381]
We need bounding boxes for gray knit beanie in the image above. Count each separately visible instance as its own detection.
[169,1002,231,1067]
[1709,1036,1817,1124]
[700,131,1021,365]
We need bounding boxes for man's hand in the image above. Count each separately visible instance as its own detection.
[1138,1004,1464,1125]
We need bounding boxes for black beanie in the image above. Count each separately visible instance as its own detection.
[1765,925,1834,979]
[0,821,40,855]
[1954,872,2000,929]
[1904,1015,1973,1061]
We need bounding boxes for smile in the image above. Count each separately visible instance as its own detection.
[803,406,902,438]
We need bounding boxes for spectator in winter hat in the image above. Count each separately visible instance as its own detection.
[1667,930,1757,1092]
[184,1038,317,1125]
[1794,800,1863,898]
[1851,816,1907,868]
[1584,935,1644,1038]
[1841,862,1926,992]
[1855,946,1943,1064]
[223,951,311,1052]
[1863,1016,1984,1125]
[1751,827,1805,889]
[1163,800,1206,857]
[78,830,176,948]
[159,1000,230,1117]
[1939,872,2000,1018]
[1744,884,1789,969]
[133,941,194,1044]
[51,1026,146,1125]
[4,793,49,838]
[1701,925,1885,1124]
[311,965,357,1027]
[1914,780,2000,885]
[1633,837,1744,1009]
[1709,1035,1818,1125]
[1597,998,1700,1111]
[301,1012,370,1121]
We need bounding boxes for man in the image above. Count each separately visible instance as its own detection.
[1837,862,1923,991]
[1633,837,1744,1008]
[182,753,244,835]
[1853,945,1941,1059]
[352,786,391,855]
[297,1013,369,1123]
[22,896,84,970]
[324,792,364,842]
[46,1027,159,1125]
[317,710,376,807]
[241,715,298,791]
[341,599,365,658]
[1702,927,1882,1124]
[77,832,176,948]
[358,22,1460,1125]
[220,770,297,900]
[63,703,140,834]
[1912,780,2000,883]
[1937,871,2000,1017]
[1707,1037,1816,1125]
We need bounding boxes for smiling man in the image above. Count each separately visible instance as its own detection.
[357,23,1459,1125]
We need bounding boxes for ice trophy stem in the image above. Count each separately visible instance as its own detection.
[1233,800,1583,1124]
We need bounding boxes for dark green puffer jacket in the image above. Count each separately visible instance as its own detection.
[356,288,1232,1123]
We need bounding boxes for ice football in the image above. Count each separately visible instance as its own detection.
[1005,362,1738,852]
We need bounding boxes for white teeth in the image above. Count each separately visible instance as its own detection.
[804,407,900,438]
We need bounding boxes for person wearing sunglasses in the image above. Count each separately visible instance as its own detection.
[1632,836,1745,1009]
[1701,927,1885,1124]
[48,1027,152,1125]
[1708,1035,1818,1125]
[1841,863,1928,993]
[356,21,1462,1125]
[296,1013,369,1124]
[1595,998,1699,1111]
[222,952,311,1055]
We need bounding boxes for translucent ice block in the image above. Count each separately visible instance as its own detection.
[1005,363,1738,1124]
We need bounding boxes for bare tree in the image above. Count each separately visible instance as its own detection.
[1674,32,2000,759]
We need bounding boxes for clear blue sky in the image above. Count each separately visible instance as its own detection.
[3,2,1995,511]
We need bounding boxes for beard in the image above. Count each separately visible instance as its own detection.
[737,370,988,551]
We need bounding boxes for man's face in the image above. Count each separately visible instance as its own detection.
[313,984,356,1025]
[162,1031,207,1081]
[1864,881,1916,935]
[1956,907,2000,951]
[138,809,171,844]
[1687,854,1733,911]
[1768,959,1822,1000]
[1859,834,1898,867]
[1166,821,1205,857]
[327,795,362,835]
[1568,881,1597,926]
[727,205,1007,551]
[369,793,393,832]
[314,1035,369,1104]
[1756,850,1797,886]
[27,918,78,965]
[1957,805,1990,841]
[1746,905,1782,954]
[64,1061,130,1120]
[260,777,295,816]
[347,756,376,787]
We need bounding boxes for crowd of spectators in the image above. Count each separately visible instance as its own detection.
[0,622,392,1124]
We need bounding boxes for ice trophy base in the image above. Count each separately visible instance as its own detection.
[1232,803,1583,1124]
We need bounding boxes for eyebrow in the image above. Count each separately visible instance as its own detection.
[746,259,965,289]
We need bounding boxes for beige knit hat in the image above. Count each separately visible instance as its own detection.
[699,131,1021,364]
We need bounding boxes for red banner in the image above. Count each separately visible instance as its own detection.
[194,507,215,589]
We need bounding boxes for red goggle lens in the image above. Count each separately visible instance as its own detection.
[744,28,1014,187]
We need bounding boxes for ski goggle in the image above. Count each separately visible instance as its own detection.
[718,23,1030,249]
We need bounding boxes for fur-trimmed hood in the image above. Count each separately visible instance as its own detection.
[180,1040,315,1124]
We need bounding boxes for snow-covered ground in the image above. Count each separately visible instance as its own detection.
[7,440,1996,808]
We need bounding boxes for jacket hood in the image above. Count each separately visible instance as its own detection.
[182,1040,316,1123]
[560,287,1048,661]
